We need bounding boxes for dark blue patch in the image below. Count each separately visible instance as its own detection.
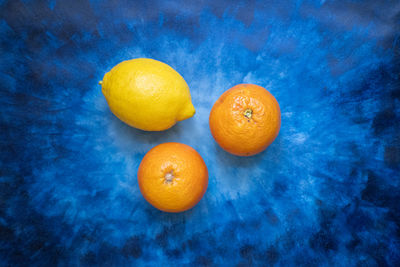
[239,244,255,260]
[194,255,213,266]
[155,227,169,248]
[122,236,143,259]
[80,251,98,266]
[345,206,373,232]
[372,109,397,135]
[166,248,182,259]
[361,171,399,208]
[265,246,280,265]
[272,180,288,197]
[309,229,338,253]
[346,234,361,251]
[384,144,400,169]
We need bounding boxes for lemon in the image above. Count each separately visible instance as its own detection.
[100,58,195,131]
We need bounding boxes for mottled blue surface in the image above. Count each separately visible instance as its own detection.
[1,0,400,266]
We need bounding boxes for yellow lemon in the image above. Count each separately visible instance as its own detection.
[100,58,195,131]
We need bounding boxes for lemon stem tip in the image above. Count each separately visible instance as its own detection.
[98,81,103,85]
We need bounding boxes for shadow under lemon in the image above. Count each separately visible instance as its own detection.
[107,109,196,153]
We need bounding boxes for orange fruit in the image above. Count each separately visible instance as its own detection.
[209,83,281,156]
[138,142,208,212]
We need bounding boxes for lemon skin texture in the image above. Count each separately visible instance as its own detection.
[101,58,195,131]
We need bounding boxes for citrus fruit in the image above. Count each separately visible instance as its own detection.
[138,142,208,212]
[100,58,195,131]
[209,83,281,156]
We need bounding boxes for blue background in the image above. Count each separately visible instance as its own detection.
[1,0,400,266]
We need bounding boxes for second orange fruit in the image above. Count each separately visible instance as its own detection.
[138,142,208,212]
[209,84,281,156]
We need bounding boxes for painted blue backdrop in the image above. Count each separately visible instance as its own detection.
[1,0,400,266]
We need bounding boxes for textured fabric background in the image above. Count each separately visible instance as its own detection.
[1,0,400,266]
